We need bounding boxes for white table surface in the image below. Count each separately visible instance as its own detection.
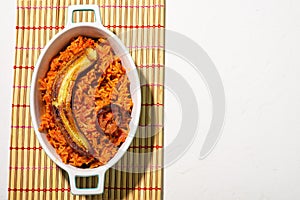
[2,0,300,199]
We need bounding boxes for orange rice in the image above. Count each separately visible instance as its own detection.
[39,36,133,168]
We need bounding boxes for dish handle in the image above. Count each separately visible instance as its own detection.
[68,168,107,195]
[66,5,104,28]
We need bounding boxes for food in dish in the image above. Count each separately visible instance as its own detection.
[39,36,133,168]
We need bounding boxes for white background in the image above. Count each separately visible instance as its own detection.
[1,0,300,199]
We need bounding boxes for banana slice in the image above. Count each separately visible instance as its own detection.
[51,47,98,156]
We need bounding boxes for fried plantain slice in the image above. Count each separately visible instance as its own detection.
[51,47,98,156]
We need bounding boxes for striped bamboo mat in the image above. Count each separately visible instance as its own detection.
[8,0,164,199]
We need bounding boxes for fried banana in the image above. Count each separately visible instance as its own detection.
[51,47,98,156]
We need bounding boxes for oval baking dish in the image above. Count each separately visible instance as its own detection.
[30,5,141,195]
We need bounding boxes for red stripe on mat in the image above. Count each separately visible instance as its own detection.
[105,187,161,191]
[13,85,30,88]
[15,46,43,50]
[9,166,59,170]
[141,83,163,87]
[138,64,164,68]
[11,126,33,129]
[16,25,65,30]
[129,145,163,149]
[12,104,30,108]
[17,5,164,9]
[8,188,71,192]
[10,147,42,150]
[13,65,34,70]
[16,25,164,30]
[8,187,161,192]
[138,124,163,127]
[142,103,163,106]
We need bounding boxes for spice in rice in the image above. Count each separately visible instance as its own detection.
[39,36,133,168]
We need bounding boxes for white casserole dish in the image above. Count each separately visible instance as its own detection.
[30,5,141,195]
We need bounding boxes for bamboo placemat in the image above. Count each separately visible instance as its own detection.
[8,0,164,199]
